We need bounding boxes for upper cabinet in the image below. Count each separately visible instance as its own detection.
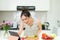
[0,0,50,11]
[17,0,50,11]
[36,0,50,11]
[0,0,18,11]
[17,0,36,6]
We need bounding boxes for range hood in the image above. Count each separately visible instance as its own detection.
[17,6,35,11]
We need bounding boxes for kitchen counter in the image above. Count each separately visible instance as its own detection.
[0,28,50,30]
[0,28,19,30]
[0,30,52,40]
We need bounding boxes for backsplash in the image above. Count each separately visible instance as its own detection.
[35,11,47,22]
[0,11,48,23]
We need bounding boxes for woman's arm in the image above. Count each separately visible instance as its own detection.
[37,20,42,36]
[8,22,24,40]
[18,22,24,36]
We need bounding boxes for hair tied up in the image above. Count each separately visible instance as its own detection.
[22,7,29,12]
[21,7,31,17]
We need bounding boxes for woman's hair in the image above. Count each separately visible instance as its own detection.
[21,7,31,17]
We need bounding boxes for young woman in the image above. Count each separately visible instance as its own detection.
[18,7,42,40]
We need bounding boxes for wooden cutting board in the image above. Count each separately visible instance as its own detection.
[25,37,39,40]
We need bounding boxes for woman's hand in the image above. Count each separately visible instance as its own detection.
[37,20,42,36]
[18,22,25,36]
[20,22,25,27]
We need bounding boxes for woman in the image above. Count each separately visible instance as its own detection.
[18,7,42,40]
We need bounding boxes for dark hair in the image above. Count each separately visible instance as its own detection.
[21,7,31,17]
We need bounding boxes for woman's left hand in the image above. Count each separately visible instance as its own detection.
[36,32,40,36]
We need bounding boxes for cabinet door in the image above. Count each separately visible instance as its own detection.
[6,0,17,11]
[0,0,50,11]
[0,0,7,11]
[36,0,50,11]
[0,0,17,11]
[17,0,37,6]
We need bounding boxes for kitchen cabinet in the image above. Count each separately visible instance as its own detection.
[36,0,50,11]
[0,0,50,11]
[17,0,50,11]
[17,0,36,6]
[0,0,18,11]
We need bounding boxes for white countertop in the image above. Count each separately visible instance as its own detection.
[0,30,59,40]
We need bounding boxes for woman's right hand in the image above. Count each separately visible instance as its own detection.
[18,22,25,36]
[20,22,25,27]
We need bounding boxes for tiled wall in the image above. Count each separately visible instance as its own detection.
[0,11,47,23]
[35,11,47,22]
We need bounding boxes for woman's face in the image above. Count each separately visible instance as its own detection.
[21,15,29,23]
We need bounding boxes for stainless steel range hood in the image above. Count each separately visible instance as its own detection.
[17,6,35,11]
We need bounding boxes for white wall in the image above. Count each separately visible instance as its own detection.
[47,0,57,29]
[46,0,60,36]
[56,0,60,20]
[47,0,60,29]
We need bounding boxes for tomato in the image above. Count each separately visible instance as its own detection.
[42,33,47,39]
